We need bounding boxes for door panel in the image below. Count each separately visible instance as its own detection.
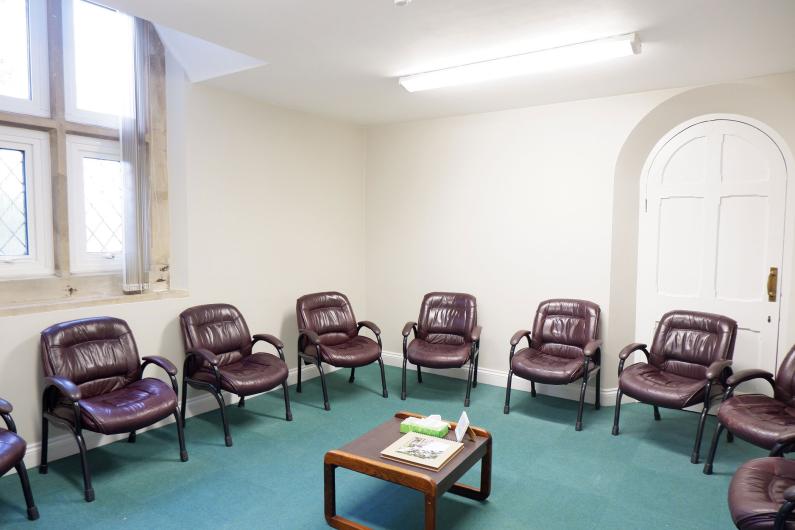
[638,118,787,394]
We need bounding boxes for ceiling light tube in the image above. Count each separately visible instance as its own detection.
[398,32,640,92]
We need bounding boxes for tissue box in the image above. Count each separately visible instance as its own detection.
[400,415,449,438]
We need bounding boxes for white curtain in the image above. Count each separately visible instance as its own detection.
[120,17,151,294]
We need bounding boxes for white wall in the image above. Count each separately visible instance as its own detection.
[0,59,367,454]
[365,72,795,398]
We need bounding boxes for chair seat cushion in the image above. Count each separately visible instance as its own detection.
[719,395,795,449]
[53,378,177,435]
[618,363,706,409]
[318,336,380,368]
[729,457,795,530]
[194,352,288,395]
[510,347,593,384]
[407,339,470,369]
[0,429,26,476]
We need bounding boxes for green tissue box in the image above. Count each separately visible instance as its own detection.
[400,416,449,438]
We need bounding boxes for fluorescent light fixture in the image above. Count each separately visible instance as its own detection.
[399,32,640,92]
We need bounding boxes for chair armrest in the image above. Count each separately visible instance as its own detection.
[141,355,178,376]
[619,343,648,361]
[727,368,775,388]
[298,329,321,346]
[357,321,381,336]
[770,431,795,457]
[252,333,284,350]
[0,398,11,415]
[510,329,531,347]
[186,348,219,366]
[785,486,795,503]
[471,325,482,343]
[402,321,417,338]
[706,359,732,381]
[44,376,81,401]
[584,339,603,357]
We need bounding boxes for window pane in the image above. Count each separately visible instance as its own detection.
[0,0,31,100]
[82,157,122,254]
[72,0,133,116]
[0,148,28,256]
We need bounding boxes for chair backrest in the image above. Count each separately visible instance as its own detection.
[296,292,358,347]
[40,317,141,399]
[416,292,477,346]
[773,345,795,405]
[179,304,252,375]
[649,310,737,381]
[531,299,600,360]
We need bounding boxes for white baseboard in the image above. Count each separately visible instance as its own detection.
[17,364,333,471]
[380,350,623,406]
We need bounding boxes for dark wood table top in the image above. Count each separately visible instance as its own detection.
[333,411,490,494]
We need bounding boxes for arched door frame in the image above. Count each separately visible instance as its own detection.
[637,113,795,367]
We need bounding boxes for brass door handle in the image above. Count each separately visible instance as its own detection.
[768,267,778,302]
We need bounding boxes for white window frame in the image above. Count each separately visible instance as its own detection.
[0,125,53,279]
[66,135,123,274]
[62,0,129,128]
[0,0,50,117]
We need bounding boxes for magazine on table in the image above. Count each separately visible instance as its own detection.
[381,432,464,471]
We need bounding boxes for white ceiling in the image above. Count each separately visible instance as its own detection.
[101,0,795,125]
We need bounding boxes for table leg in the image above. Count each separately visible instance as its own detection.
[325,462,337,522]
[424,493,436,530]
[449,438,492,501]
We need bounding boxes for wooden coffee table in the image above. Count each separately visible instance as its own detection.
[324,411,492,530]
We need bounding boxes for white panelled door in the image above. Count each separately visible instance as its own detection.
[637,117,788,394]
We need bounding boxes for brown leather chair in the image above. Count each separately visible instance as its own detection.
[296,292,387,411]
[40,317,187,502]
[0,397,38,520]
[611,310,736,463]
[729,456,795,529]
[704,344,795,475]
[401,292,481,406]
[179,303,291,446]
[503,299,602,431]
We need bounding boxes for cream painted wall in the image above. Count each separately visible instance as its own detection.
[365,71,795,398]
[0,59,368,448]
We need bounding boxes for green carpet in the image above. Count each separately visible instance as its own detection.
[0,366,762,528]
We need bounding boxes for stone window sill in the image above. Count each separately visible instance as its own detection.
[0,289,189,317]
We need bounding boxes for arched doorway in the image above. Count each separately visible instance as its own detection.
[636,115,789,392]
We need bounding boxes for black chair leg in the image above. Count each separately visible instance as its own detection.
[727,431,734,443]
[349,367,355,384]
[464,359,474,407]
[377,357,388,398]
[15,462,39,520]
[401,358,408,400]
[594,368,601,410]
[473,354,479,388]
[282,382,293,421]
[653,405,661,421]
[703,422,725,475]
[691,399,711,464]
[575,373,589,432]
[38,416,48,474]
[209,389,233,447]
[127,431,136,443]
[530,381,536,398]
[503,371,513,414]
[73,429,94,502]
[180,373,188,427]
[173,410,188,462]
[612,390,623,436]
[417,366,423,383]
[296,352,303,393]
[776,500,795,530]
[238,396,246,408]
[317,361,330,411]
